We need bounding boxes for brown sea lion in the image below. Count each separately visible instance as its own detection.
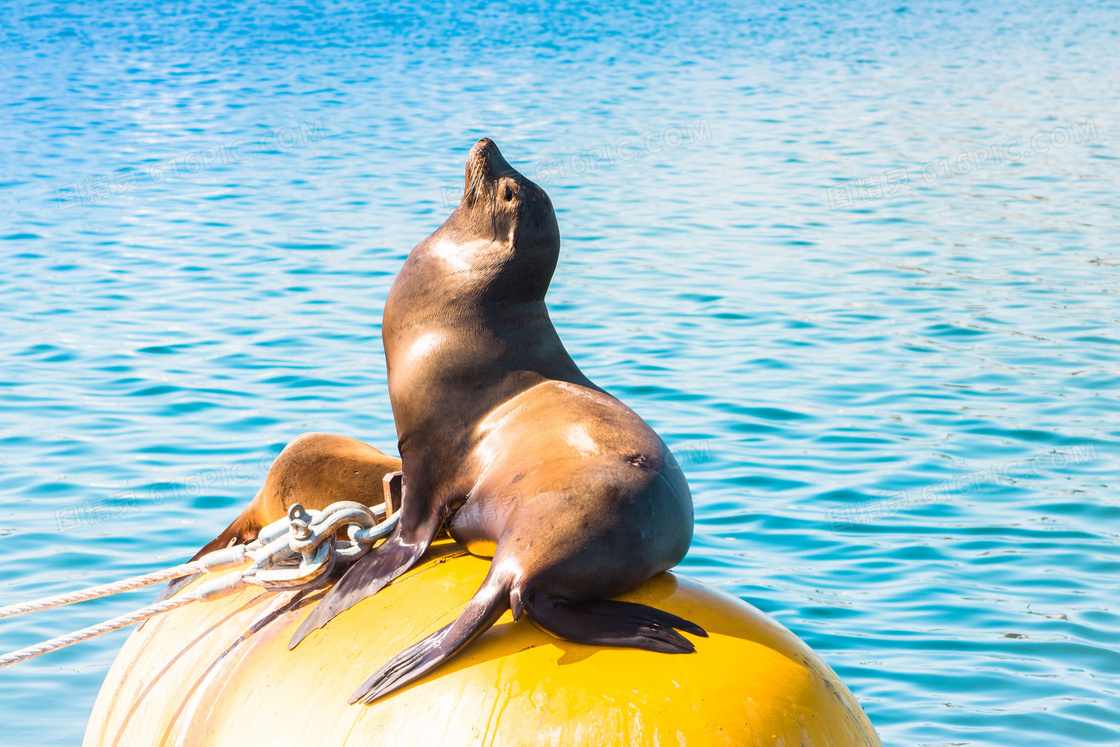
[289,138,704,704]
[157,433,401,601]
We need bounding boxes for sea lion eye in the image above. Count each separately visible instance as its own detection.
[501,181,517,202]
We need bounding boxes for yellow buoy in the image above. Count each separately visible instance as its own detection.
[84,541,880,746]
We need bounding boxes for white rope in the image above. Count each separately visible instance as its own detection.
[0,554,280,669]
[0,562,205,621]
[0,500,397,667]
[0,595,199,668]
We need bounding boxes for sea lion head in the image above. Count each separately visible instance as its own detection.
[442,138,560,301]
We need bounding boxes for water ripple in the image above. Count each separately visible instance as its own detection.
[2,1,1119,744]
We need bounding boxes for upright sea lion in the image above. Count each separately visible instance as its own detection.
[157,433,401,601]
[289,138,704,704]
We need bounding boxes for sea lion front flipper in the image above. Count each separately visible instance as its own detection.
[288,523,436,649]
[349,568,512,704]
[528,598,708,654]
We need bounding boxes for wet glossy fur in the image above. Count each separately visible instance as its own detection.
[289,139,704,703]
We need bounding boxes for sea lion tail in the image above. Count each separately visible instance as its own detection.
[348,567,513,704]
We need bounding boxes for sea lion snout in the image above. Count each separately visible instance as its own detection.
[467,137,513,174]
[463,138,519,203]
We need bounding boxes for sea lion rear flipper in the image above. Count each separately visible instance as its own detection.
[288,524,434,649]
[349,568,512,704]
[529,598,708,654]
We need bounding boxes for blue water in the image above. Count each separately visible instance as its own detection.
[2,1,1118,744]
